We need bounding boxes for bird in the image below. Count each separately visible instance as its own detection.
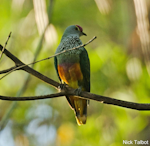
[54,25,90,125]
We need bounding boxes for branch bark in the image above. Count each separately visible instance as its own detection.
[0,90,150,110]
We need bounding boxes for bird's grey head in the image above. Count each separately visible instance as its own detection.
[62,25,87,38]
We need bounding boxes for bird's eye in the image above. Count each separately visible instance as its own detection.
[75,27,78,30]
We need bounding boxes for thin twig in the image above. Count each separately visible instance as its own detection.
[0,36,97,80]
[0,32,12,60]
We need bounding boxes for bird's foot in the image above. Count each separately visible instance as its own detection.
[74,87,82,96]
[58,82,68,92]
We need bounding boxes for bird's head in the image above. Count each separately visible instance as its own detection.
[63,25,87,38]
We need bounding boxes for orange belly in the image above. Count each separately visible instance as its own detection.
[58,63,83,88]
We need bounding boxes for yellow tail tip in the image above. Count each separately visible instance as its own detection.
[76,115,87,125]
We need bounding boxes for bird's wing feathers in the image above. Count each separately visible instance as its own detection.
[79,47,90,92]
[79,47,90,105]
[54,56,61,81]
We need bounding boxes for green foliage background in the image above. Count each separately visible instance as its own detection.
[0,0,150,146]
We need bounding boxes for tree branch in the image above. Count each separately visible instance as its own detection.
[0,66,16,74]
[0,36,150,111]
[0,44,59,88]
[0,90,150,110]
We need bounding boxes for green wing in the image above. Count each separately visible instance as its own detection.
[79,48,90,92]
[54,56,61,81]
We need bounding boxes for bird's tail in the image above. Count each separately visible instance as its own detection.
[74,98,87,125]
[76,114,87,125]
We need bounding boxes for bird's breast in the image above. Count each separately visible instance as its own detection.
[58,63,83,88]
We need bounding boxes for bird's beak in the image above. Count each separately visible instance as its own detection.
[82,32,87,36]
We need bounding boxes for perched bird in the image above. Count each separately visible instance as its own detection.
[54,25,90,125]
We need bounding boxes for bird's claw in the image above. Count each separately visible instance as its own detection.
[74,87,82,96]
[58,83,68,92]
